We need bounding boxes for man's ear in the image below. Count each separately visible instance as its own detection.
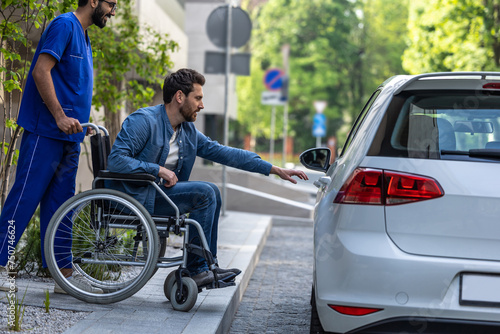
[91,0,99,9]
[176,90,183,103]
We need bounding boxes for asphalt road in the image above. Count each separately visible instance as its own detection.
[229,221,314,334]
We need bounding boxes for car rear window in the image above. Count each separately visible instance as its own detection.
[368,90,500,162]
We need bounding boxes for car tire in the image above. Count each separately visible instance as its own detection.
[310,285,328,334]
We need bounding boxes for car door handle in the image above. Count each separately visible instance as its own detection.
[314,176,331,188]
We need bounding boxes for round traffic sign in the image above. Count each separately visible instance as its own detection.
[206,6,252,48]
[263,68,284,91]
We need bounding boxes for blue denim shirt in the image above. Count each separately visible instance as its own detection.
[107,104,272,212]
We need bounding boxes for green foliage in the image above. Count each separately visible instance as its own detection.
[6,287,27,331]
[43,289,50,313]
[402,0,500,73]
[360,0,409,88]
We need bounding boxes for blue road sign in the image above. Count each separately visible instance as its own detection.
[312,113,326,137]
[264,68,284,91]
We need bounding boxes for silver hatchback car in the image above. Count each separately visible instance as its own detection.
[301,72,500,334]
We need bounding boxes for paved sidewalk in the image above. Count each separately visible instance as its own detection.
[5,211,272,334]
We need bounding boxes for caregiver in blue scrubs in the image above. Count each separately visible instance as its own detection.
[0,0,116,292]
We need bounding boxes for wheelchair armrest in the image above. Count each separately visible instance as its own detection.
[97,170,157,182]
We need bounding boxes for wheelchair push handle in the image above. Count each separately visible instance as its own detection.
[81,122,109,136]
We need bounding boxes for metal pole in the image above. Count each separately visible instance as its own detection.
[282,104,288,167]
[270,106,275,164]
[316,136,321,148]
[222,1,232,216]
[281,44,290,167]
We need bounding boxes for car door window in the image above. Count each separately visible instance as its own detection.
[339,90,381,157]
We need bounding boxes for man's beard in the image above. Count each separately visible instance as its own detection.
[92,4,109,29]
[180,105,196,122]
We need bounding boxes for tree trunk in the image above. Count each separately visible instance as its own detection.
[1,125,22,207]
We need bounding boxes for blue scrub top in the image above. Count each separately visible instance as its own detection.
[18,12,93,143]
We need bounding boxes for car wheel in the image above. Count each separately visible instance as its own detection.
[310,288,327,334]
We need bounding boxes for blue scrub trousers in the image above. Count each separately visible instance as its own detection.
[0,130,80,268]
[153,181,221,276]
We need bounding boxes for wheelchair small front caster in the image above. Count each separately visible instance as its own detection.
[170,277,198,312]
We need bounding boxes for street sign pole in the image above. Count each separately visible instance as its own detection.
[270,105,276,164]
[206,3,251,217]
[221,1,232,217]
[282,44,290,167]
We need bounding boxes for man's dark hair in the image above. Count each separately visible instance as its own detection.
[78,0,89,6]
[163,68,206,104]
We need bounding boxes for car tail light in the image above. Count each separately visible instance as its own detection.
[334,168,443,205]
[483,82,500,89]
[328,304,382,316]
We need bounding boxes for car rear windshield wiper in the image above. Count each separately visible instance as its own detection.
[441,149,500,159]
[469,149,500,159]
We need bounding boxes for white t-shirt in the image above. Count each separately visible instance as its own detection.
[164,129,179,171]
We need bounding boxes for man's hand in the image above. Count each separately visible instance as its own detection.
[56,116,83,135]
[270,166,309,184]
[159,166,178,187]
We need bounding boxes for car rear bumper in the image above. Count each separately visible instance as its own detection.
[314,205,500,333]
[343,317,500,334]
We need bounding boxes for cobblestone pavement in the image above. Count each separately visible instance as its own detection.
[229,223,313,334]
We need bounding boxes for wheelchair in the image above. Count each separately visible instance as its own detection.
[43,123,235,312]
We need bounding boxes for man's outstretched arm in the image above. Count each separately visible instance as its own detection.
[269,166,309,184]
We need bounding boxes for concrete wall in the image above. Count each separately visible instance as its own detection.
[138,0,188,71]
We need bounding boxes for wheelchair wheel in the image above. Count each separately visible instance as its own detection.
[170,277,198,312]
[44,189,159,304]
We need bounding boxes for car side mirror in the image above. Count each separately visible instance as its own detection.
[299,148,331,173]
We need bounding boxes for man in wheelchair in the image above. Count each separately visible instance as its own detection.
[106,68,308,288]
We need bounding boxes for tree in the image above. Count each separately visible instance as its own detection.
[360,0,409,88]
[402,0,500,74]
[238,0,362,155]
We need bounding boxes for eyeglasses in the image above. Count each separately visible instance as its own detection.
[99,0,117,12]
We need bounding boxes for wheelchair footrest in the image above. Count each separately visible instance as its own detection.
[215,279,236,289]
[199,279,236,293]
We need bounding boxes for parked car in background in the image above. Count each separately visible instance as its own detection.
[301,72,500,334]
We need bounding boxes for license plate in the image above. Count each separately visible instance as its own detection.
[460,273,500,307]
